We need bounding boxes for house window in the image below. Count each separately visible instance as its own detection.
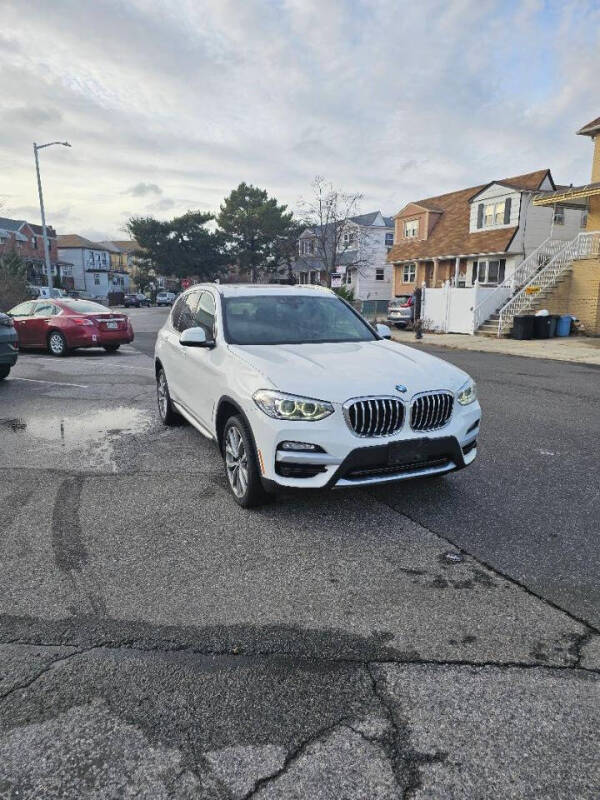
[309,270,320,284]
[94,273,100,285]
[553,206,565,225]
[299,272,308,284]
[402,263,416,283]
[474,259,506,285]
[346,269,352,285]
[581,210,588,229]
[385,232,394,246]
[375,268,385,281]
[484,201,505,227]
[299,238,315,255]
[32,236,37,249]
[342,231,356,247]
[404,220,419,238]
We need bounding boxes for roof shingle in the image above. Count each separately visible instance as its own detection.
[388,170,549,262]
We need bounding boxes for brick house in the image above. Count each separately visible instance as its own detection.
[0,216,71,286]
[387,169,584,299]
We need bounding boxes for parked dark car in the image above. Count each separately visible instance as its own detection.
[0,312,18,379]
[7,298,134,356]
[387,294,415,328]
[124,293,151,308]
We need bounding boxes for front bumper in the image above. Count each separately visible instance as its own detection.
[248,398,481,490]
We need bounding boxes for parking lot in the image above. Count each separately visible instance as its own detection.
[1,306,599,798]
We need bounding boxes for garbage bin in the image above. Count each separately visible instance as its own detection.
[534,314,558,339]
[512,315,535,340]
[556,314,572,337]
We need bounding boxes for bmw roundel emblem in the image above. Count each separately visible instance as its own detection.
[395,384,407,393]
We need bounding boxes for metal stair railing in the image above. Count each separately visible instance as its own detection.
[497,231,600,335]
[472,237,568,331]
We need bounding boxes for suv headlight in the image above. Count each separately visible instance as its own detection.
[253,390,334,421]
[456,379,477,406]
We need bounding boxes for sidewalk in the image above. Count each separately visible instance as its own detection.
[391,329,600,365]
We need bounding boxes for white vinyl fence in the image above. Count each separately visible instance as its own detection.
[421,282,499,334]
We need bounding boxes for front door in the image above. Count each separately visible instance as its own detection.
[180,291,221,427]
[29,301,59,346]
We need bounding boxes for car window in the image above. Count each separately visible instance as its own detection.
[173,290,200,333]
[59,300,108,312]
[33,302,59,317]
[222,294,377,345]
[9,301,35,317]
[195,292,216,339]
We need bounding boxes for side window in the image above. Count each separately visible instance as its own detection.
[9,301,35,317]
[174,290,200,333]
[33,302,55,317]
[195,292,216,339]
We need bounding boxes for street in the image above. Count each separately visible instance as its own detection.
[1,306,599,798]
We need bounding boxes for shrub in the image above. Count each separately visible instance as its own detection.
[0,251,28,312]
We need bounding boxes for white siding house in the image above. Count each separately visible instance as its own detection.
[57,235,130,298]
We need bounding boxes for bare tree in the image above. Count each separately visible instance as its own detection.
[297,176,367,287]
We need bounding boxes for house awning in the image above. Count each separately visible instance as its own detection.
[532,183,600,209]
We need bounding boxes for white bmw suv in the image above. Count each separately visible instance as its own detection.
[155,284,481,507]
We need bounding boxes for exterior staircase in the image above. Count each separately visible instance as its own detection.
[474,232,600,336]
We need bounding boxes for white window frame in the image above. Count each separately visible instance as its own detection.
[375,268,385,281]
[404,220,419,239]
[402,263,416,283]
[553,206,565,225]
[385,232,394,247]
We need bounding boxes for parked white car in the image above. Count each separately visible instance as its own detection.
[155,284,481,507]
[156,291,176,307]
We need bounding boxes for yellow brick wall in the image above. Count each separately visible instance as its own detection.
[586,135,600,230]
[538,258,600,334]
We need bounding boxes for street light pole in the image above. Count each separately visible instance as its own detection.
[33,141,71,290]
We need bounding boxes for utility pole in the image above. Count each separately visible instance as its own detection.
[33,141,71,290]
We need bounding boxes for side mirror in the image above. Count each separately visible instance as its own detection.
[179,326,215,348]
[376,323,392,340]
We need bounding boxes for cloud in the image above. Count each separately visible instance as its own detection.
[0,0,598,238]
[123,182,163,197]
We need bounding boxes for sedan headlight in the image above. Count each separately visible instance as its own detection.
[253,390,334,421]
[456,379,477,406]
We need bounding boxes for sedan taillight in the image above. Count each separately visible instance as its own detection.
[71,317,95,326]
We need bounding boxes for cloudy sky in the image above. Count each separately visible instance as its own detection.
[1,0,598,240]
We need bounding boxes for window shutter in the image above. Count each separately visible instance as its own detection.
[503,198,511,224]
[477,204,484,228]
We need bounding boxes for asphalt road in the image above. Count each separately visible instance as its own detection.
[130,307,600,628]
[1,305,599,798]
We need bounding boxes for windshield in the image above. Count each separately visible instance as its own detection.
[222,294,377,345]
[60,300,109,313]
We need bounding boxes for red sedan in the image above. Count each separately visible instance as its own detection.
[8,298,134,356]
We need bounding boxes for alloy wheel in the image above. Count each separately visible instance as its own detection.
[49,333,65,355]
[225,425,248,498]
[157,371,168,419]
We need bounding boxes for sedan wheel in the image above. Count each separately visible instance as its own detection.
[48,331,68,356]
[225,426,249,498]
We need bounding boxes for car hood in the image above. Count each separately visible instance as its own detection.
[229,340,470,404]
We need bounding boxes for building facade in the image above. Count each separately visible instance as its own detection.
[387,169,585,298]
[0,216,70,286]
[57,235,130,298]
[295,211,394,301]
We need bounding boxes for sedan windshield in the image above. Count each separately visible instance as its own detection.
[222,294,377,345]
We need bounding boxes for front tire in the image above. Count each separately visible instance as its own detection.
[48,331,68,357]
[0,365,10,380]
[103,344,120,352]
[156,367,180,426]
[223,415,269,508]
